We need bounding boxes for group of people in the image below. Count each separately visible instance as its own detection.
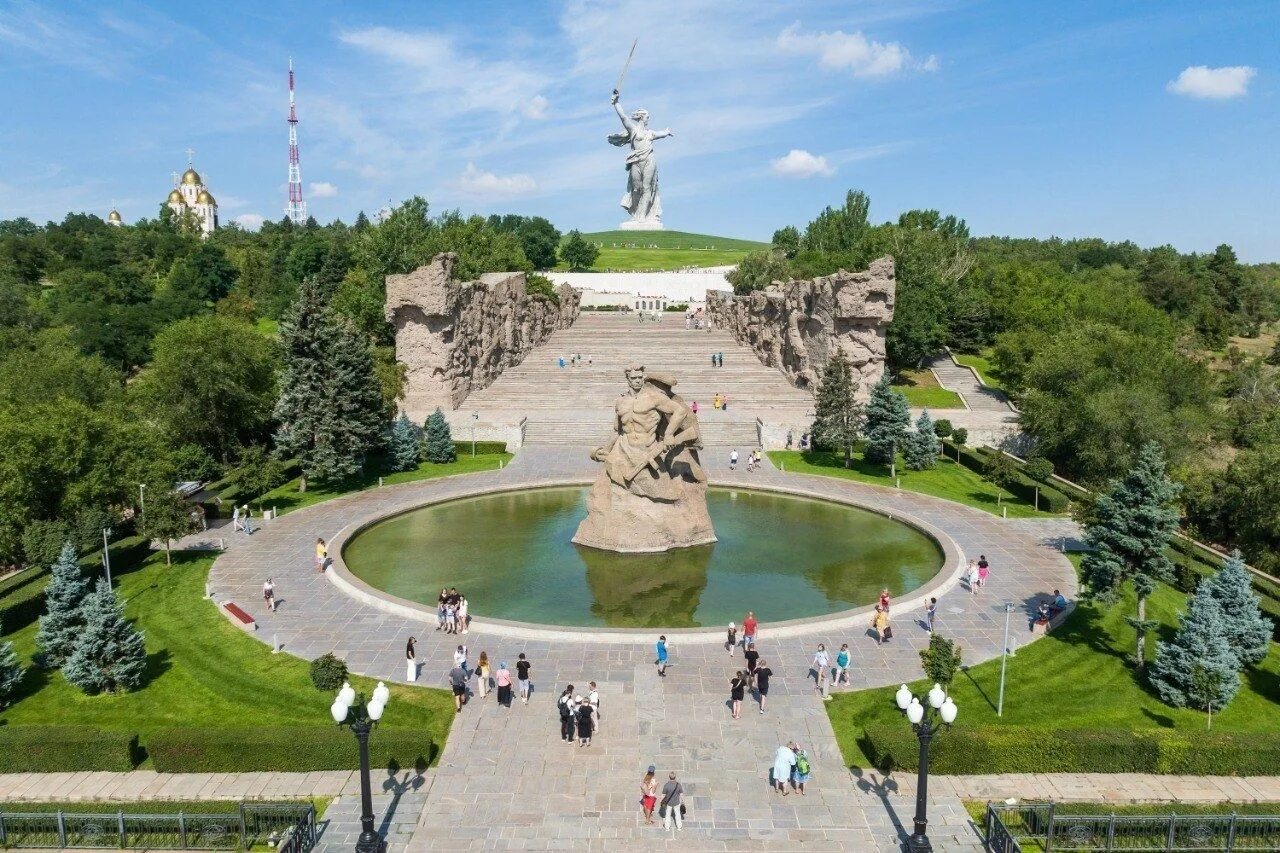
[723,613,776,716]
[684,309,709,330]
[726,448,763,471]
[557,682,601,746]
[784,430,811,451]
[436,587,470,634]
[231,504,255,534]
[557,353,592,368]
[771,742,813,796]
[709,352,724,367]
[404,639,533,714]
[964,554,992,593]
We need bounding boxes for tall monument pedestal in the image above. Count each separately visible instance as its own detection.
[618,219,664,231]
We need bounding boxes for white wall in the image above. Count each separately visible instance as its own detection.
[545,269,731,306]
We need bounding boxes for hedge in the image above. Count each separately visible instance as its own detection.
[148,726,439,773]
[940,441,1072,513]
[460,441,507,455]
[862,724,1280,775]
[0,727,138,772]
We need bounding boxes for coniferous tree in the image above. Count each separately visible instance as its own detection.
[1202,549,1273,668]
[62,578,147,694]
[810,350,863,467]
[1148,583,1241,711]
[422,408,456,463]
[0,619,23,708]
[389,413,422,472]
[274,277,386,491]
[1081,443,1181,670]
[34,542,89,668]
[904,410,940,471]
[863,375,910,468]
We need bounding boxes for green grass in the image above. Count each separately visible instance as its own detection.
[768,449,1055,518]
[254,317,279,337]
[256,453,511,516]
[557,229,766,271]
[0,552,454,766]
[952,350,1009,395]
[892,368,965,409]
[828,555,1280,769]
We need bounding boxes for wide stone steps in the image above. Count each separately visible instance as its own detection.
[928,356,1016,413]
[521,417,762,447]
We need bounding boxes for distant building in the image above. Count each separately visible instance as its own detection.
[107,208,123,226]
[165,165,219,237]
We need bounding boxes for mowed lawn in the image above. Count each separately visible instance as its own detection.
[827,556,1280,768]
[0,552,454,760]
[256,453,511,515]
[768,450,1055,518]
[892,368,965,409]
[558,229,767,272]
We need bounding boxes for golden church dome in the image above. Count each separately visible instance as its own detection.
[181,168,202,186]
[167,189,185,204]
[108,209,122,222]
[196,189,216,205]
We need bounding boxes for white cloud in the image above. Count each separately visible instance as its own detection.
[778,22,936,77]
[452,163,537,198]
[309,181,339,198]
[522,94,549,120]
[771,149,834,178]
[234,213,265,231]
[1167,65,1256,100]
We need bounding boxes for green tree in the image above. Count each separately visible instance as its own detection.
[332,267,392,344]
[157,242,239,318]
[353,197,434,278]
[389,413,422,472]
[559,230,599,271]
[422,408,456,463]
[903,410,940,471]
[1201,550,1273,668]
[771,225,800,259]
[918,633,963,689]
[34,542,89,668]
[810,350,863,467]
[1024,456,1055,483]
[0,618,22,708]
[1080,443,1181,669]
[863,375,910,469]
[983,449,1018,500]
[274,278,386,490]
[143,488,198,566]
[725,250,793,295]
[1148,583,1241,712]
[228,446,290,509]
[137,315,277,462]
[514,216,562,269]
[62,578,148,694]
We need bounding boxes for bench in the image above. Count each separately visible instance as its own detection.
[222,601,257,632]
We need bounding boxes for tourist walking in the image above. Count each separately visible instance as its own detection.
[241,506,253,534]
[743,611,758,647]
[660,772,684,832]
[558,686,576,743]
[454,644,468,676]
[495,661,513,707]
[792,745,812,795]
[232,504,242,533]
[588,681,601,730]
[755,658,773,713]
[925,597,938,634]
[690,400,699,415]
[449,663,467,713]
[812,643,830,699]
[744,642,760,686]
[516,653,532,703]
[476,651,490,699]
[575,694,595,746]
[834,644,850,685]
[729,449,738,470]
[717,352,724,367]
[872,604,892,644]
[262,578,276,612]
[965,559,979,593]
[314,538,327,571]
[772,743,797,794]
[729,670,747,719]
[726,621,737,656]
[405,636,416,683]
[655,635,668,677]
[977,556,991,591]
[640,766,658,824]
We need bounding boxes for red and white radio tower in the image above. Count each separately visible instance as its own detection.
[286,58,307,225]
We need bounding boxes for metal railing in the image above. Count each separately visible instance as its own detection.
[0,803,316,851]
[985,802,1280,852]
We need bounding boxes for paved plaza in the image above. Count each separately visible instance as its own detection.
[198,445,1080,850]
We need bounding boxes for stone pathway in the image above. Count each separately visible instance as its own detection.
[198,445,1079,850]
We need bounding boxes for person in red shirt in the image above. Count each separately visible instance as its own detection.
[743,611,758,648]
[879,589,892,613]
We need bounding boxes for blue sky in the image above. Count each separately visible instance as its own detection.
[0,0,1276,260]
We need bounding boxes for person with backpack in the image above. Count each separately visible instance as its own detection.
[557,685,576,743]
[772,742,797,795]
[729,670,747,719]
[834,644,851,685]
[792,745,812,795]
[660,772,684,832]
[588,681,601,731]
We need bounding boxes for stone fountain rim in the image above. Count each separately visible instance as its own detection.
[325,478,965,644]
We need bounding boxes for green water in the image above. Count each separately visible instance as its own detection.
[342,487,943,628]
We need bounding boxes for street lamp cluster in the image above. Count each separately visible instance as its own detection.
[895,682,958,853]
[331,681,390,853]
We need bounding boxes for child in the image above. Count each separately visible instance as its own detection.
[965,560,979,594]
[726,621,737,656]
[879,588,892,613]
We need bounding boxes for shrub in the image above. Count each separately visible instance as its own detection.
[469,441,507,455]
[309,653,347,690]
[952,427,968,446]
[148,726,438,773]
[941,442,1072,512]
[0,727,137,772]
[1154,731,1280,775]
[862,724,1159,774]
[933,419,953,438]
[21,520,71,569]
[1024,457,1055,483]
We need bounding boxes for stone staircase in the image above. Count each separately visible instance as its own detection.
[928,355,1017,413]
[464,313,814,447]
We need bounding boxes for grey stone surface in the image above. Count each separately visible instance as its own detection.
[706,257,896,401]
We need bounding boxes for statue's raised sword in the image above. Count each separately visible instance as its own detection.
[613,38,638,97]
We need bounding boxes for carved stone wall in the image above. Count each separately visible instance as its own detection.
[705,255,895,401]
[385,253,581,418]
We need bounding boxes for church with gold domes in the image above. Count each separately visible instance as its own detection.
[165,165,219,237]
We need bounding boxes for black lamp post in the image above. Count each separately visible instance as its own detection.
[331,680,390,853]
[894,683,958,853]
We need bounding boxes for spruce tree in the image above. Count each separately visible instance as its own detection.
[1148,583,1241,711]
[1202,549,1273,668]
[390,413,422,472]
[34,542,89,668]
[274,277,386,490]
[1080,443,1181,670]
[810,349,863,467]
[904,410,940,471]
[423,408,456,463]
[0,619,23,708]
[63,578,148,694]
[863,375,910,468]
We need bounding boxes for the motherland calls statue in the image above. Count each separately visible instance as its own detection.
[573,365,716,552]
[608,92,672,230]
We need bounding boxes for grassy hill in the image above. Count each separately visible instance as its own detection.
[557,229,766,272]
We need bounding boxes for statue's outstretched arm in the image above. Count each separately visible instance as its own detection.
[612,97,634,131]
[653,128,675,139]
